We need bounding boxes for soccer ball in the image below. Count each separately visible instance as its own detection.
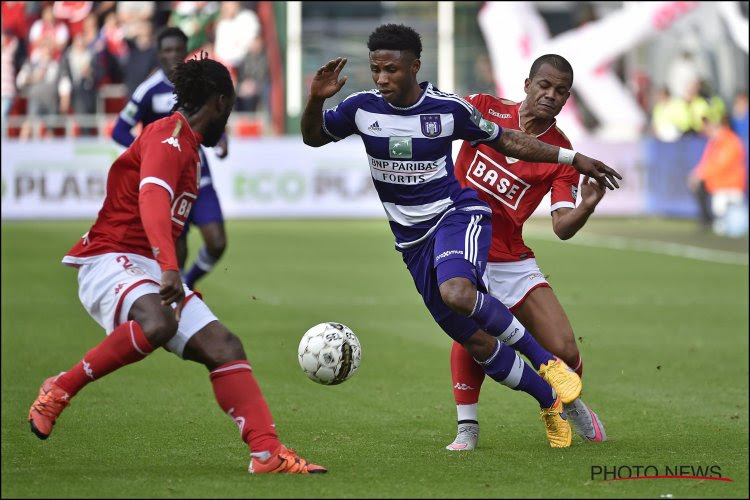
[297,322,361,385]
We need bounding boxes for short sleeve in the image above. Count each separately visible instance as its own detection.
[119,97,143,127]
[550,166,580,213]
[322,93,360,141]
[137,123,191,201]
[452,98,501,147]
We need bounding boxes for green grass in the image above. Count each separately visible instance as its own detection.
[2,218,748,498]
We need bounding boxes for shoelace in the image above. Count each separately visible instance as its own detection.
[33,392,69,417]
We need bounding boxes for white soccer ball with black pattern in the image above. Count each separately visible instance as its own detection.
[297,322,361,385]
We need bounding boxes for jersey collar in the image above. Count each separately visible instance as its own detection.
[383,81,430,111]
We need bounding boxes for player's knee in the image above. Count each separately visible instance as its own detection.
[140,314,179,347]
[206,237,226,259]
[439,279,476,316]
[186,323,246,368]
[551,336,579,367]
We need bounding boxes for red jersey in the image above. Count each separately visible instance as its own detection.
[64,112,202,270]
[455,95,579,262]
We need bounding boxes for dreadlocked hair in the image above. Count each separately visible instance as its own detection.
[171,52,234,114]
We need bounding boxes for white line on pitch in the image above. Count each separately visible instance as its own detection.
[529,233,748,266]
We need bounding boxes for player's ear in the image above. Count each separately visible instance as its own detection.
[524,78,531,94]
[412,58,420,76]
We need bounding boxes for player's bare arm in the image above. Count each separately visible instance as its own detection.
[490,128,622,190]
[551,176,607,240]
[301,57,348,147]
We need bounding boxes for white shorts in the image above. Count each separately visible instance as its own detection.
[62,252,218,358]
[482,258,551,310]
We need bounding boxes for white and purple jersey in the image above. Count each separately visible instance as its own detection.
[322,81,501,249]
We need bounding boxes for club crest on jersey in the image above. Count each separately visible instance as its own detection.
[420,114,442,138]
[419,115,443,137]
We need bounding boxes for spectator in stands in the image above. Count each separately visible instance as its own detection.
[169,1,220,53]
[28,3,70,62]
[59,31,98,135]
[214,2,259,70]
[52,1,94,39]
[650,87,690,142]
[116,1,155,40]
[1,30,19,130]
[15,40,63,139]
[235,35,268,112]
[122,21,158,97]
[685,80,725,135]
[667,50,703,101]
[688,115,748,236]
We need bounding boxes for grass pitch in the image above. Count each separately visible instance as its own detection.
[2,218,748,498]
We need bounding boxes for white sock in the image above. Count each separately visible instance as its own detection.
[457,403,478,424]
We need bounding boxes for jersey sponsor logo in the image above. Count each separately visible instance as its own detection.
[487,108,512,119]
[121,101,138,121]
[420,114,442,137]
[465,150,531,210]
[161,136,182,152]
[368,155,447,185]
[368,121,381,132]
[171,192,197,226]
[389,136,412,159]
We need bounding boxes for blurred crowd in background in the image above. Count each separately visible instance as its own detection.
[1,1,269,138]
[0,1,748,237]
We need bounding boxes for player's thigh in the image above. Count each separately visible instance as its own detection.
[76,252,163,333]
[198,221,226,252]
[513,286,577,359]
[433,210,491,289]
[401,241,478,344]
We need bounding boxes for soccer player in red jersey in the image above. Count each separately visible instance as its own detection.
[446,54,607,450]
[27,54,326,475]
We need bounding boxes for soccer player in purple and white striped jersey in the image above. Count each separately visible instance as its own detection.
[301,24,622,448]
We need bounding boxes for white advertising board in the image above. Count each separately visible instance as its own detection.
[1,137,644,220]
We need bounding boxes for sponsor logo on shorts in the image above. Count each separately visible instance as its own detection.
[436,249,464,261]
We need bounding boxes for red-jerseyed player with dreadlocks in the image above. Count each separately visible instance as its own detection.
[28,53,326,475]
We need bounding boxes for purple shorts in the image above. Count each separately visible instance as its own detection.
[182,147,224,235]
[401,207,491,343]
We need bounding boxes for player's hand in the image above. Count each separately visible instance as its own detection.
[160,270,185,322]
[580,176,606,209]
[215,133,228,159]
[310,57,348,99]
[572,153,622,190]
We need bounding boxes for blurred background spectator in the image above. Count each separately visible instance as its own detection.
[236,35,268,112]
[731,91,749,194]
[650,87,690,142]
[28,3,69,61]
[169,1,220,53]
[122,21,158,96]
[1,30,19,129]
[15,40,62,139]
[214,1,260,70]
[688,115,748,236]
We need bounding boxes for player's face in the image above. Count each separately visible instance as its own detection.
[159,36,188,81]
[523,63,572,120]
[369,50,420,106]
[202,93,235,147]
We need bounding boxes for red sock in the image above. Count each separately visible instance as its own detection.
[55,321,154,397]
[450,341,485,405]
[210,360,280,454]
[571,352,583,378]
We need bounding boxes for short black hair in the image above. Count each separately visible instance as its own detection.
[367,24,422,59]
[171,52,234,114]
[157,26,188,50]
[529,54,574,84]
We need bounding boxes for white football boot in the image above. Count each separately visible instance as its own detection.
[445,423,479,451]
